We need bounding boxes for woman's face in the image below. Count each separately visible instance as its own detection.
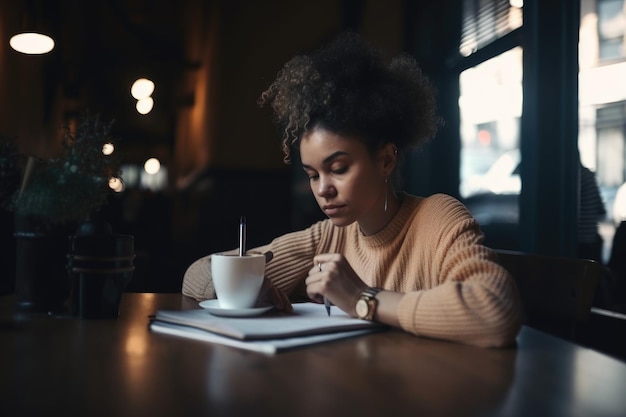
[300,128,389,233]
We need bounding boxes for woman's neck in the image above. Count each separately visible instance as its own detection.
[358,191,402,236]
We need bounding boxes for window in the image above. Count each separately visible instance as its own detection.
[596,103,626,219]
[459,0,523,199]
[459,47,523,198]
[598,0,626,60]
[580,0,626,261]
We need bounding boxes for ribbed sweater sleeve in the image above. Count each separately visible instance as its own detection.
[372,194,521,347]
[182,221,333,301]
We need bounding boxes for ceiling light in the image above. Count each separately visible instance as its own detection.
[102,143,115,155]
[131,78,155,100]
[9,32,54,54]
[108,177,125,192]
[144,158,161,175]
[136,97,154,115]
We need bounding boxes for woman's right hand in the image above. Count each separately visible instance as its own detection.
[257,277,293,312]
[251,250,293,313]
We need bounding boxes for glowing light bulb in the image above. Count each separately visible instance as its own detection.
[108,177,125,192]
[131,78,155,99]
[9,33,55,54]
[144,158,161,175]
[102,143,114,155]
[136,97,154,115]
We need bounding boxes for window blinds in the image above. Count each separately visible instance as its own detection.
[460,0,523,56]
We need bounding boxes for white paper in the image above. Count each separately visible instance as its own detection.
[150,320,379,354]
[152,302,383,340]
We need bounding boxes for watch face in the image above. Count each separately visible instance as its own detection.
[356,299,368,318]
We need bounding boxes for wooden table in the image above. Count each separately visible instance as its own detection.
[1,293,625,417]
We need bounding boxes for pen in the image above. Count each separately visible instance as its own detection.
[239,216,246,256]
[318,262,331,316]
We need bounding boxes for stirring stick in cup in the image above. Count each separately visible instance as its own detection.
[239,216,246,256]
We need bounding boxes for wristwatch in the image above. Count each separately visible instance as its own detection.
[355,287,383,321]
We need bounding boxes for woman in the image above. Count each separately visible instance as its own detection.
[183,32,521,348]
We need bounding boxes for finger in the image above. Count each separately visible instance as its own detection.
[306,288,324,304]
[305,275,326,304]
[276,289,293,312]
[313,253,341,267]
[307,261,326,277]
[313,257,337,273]
[312,257,327,271]
[259,276,293,312]
[305,272,325,288]
[267,283,292,312]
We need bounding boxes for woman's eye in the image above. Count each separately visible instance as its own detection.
[332,166,348,175]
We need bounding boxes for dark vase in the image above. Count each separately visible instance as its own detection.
[67,221,134,319]
[14,215,74,315]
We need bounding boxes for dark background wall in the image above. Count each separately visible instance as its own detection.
[2,0,459,294]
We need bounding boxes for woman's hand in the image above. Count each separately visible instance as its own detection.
[251,250,293,313]
[256,277,293,312]
[305,253,368,316]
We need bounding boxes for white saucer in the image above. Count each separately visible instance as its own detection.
[198,299,273,317]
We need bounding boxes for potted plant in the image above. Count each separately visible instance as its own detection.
[1,112,121,314]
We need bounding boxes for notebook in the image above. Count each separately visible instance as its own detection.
[149,302,385,354]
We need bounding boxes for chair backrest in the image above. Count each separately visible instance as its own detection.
[494,249,600,340]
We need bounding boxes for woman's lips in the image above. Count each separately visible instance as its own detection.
[323,204,345,216]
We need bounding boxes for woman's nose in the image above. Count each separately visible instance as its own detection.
[317,176,336,197]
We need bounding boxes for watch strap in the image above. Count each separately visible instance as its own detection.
[362,287,383,299]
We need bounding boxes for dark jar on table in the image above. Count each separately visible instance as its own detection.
[13,214,74,315]
[67,221,134,319]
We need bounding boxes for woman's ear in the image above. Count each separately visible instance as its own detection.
[379,143,398,176]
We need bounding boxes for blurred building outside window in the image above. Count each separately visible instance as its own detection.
[459,47,522,199]
[580,0,626,261]
[458,0,626,262]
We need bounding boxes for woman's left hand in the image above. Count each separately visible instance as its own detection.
[305,253,368,316]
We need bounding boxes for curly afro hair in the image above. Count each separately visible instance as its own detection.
[258,32,440,163]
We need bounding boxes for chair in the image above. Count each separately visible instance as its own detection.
[578,307,626,361]
[494,249,600,341]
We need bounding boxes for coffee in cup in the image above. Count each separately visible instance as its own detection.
[210,253,265,309]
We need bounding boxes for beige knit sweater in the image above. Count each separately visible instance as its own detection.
[183,193,522,347]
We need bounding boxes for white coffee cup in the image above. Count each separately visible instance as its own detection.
[210,253,266,309]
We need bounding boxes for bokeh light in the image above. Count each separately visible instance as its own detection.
[102,143,115,155]
[136,97,154,115]
[131,78,155,99]
[9,33,55,54]
[144,158,161,175]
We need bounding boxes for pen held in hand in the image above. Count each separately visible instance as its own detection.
[318,262,331,316]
